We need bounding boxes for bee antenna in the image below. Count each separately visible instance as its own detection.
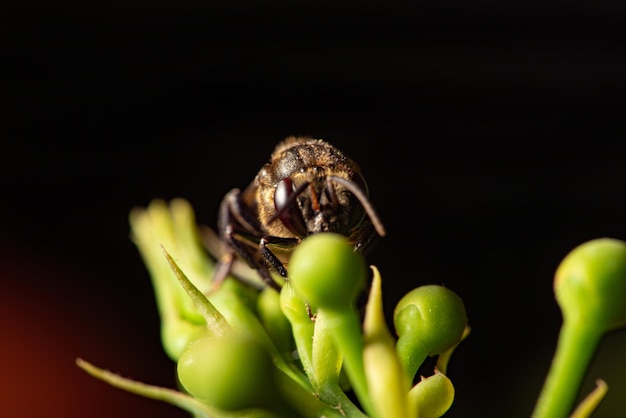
[329,175,386,237]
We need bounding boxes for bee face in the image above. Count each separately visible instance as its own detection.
[215,136,385,290]
[255,137,375,239]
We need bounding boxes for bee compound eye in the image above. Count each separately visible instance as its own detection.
[340,174,368,230]
[347,195,366,230]
[350,171,369,197]
[274,178,308,237]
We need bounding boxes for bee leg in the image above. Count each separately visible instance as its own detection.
[305,303,316,321]
[259,236,301,278]
[218,188,263,236]
[211,251,235,292]
[255,266,282,291]
[216,189,282,291]
[219,224,282,291]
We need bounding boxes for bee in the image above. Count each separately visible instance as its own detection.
[212,136,386,290]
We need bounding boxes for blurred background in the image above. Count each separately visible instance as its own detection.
[3,2,626,417]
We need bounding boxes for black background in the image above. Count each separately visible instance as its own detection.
[3,2,626,417]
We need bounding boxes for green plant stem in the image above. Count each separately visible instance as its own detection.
[76,358,218,417]
[395,335,428,384]
[532,321,603,418]
[311,312,342,387]
[316,308,374,417]
[311,315,365,417]
[275,368,351,418]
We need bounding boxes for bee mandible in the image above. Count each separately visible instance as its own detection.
[212,136,386,291]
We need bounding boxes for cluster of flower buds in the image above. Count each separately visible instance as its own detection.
[77,199,626,418]
[78,199,468,418]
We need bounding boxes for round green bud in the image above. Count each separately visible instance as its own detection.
[394,285,468,357]
[177,334,278,410]
[288,233,367,311]
[554,237,626,332]
[410,371,455,418]
[161,319,211,362]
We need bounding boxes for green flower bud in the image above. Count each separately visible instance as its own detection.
[394,285,467,381]
[288,232,367,311]
[177,334,280,411]
[409,371,455,418]
[554,237,626,332]
[533,238,626,418]
[161,318,212,361]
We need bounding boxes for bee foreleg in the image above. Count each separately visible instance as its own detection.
[259,236,300,278]
[220,224,282,291]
